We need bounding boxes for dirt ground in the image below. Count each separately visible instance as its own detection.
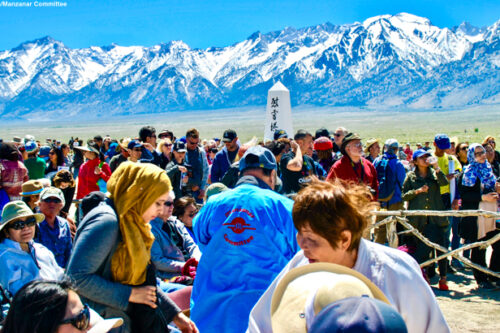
[433,268,499,332]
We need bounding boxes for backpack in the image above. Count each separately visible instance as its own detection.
[374,156,398,205]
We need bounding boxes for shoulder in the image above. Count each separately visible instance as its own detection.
[78,202,119,234]
[360,240,421,281]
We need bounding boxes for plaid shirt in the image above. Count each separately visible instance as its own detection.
[0,159,28,200]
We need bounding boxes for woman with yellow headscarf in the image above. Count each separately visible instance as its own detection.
[66,162,198,333]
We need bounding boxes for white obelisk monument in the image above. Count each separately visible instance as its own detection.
[264,81,293,142]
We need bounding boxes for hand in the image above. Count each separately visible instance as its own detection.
[290,140,299,153]
[182,258,198,278]
[143,143,155,152]
[94,166,102,175]
[446,173,456,180]
[178,166,187,173]
[172,312,199,333]
[482,192,499,203]
[417,185,429,194]
[191,185,200,192]
[197,189,205,199]
[451,199,460,210]
[129,286,157,309]
[496,182,500,193]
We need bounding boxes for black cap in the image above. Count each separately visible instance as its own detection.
[173,141,187,153]
[315,127,330,139]
[294,129,312,141]
[274,129,288,140]
[222,129,237,143]
[340,132,362,155]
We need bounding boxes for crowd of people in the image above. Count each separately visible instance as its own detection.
[0,125,499,332]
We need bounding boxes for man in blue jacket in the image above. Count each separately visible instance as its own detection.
[210,129,239,183]
[373,139,407,244]
[191,146,299,333]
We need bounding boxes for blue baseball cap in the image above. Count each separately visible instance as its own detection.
[39,146,51,161]
[239,146,277,171]
[274,129,288,140]
[412,149,431,160]
[434,134,451,150]
[127,140,143,150]
[309,296,407,333]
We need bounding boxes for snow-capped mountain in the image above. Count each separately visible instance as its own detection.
[0,12,498,119]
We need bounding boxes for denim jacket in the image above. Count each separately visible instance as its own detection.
[0,239,63,295]
[150,217,201,279]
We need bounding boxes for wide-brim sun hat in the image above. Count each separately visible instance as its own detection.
[0,201,45,233]
[88,307,123,333]
[271,263,389,333]
[74,142,100,155]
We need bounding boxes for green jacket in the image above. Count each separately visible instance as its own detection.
[402,167,449,230]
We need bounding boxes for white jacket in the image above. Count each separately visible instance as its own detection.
[247,239,450,333]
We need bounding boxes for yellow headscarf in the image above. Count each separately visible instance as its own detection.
[108,162,172,285]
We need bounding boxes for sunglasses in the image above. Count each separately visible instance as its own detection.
[164,201,174,207]
[49,151,55,155]
[60,304,90,330]
[187,140,199,145]
[9,217,37,230]
[188,212,197,218]
[43,197,61,204]
[474,150,486,156]
[133,148,142,152]
[334,133,342,137]
[488,140,495,145]
[460,146,469,151]
[349,142,363,148]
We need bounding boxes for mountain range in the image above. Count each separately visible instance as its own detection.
[0,12,498,120]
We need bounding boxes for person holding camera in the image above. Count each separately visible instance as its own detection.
[326,132,379,201]
[402,149,450,290]
[166,141,191,201]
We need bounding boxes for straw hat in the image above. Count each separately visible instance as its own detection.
[0,201,45,233]
[364,138,379,154]
[271,263,389,333]
[88,307,123,333]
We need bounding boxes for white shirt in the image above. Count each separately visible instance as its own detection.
[247,239,450,333]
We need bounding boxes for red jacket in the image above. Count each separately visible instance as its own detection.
[76,158,111,199]
[326,156,379,201]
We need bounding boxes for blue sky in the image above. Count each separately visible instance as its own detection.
[0,0,498,50]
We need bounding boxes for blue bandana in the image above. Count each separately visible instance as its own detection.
[462,143,497,191]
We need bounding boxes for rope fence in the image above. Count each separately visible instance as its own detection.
[369,210,500,279]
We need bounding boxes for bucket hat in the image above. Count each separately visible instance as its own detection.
[0,201,45,233]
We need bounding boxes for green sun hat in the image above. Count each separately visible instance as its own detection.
[0,201,45,233]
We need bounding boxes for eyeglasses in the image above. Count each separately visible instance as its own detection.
[488,140,495,145]
[164,201,174,207]
[9,217,37,230]
[43,197,61,204]
[474,150,486,156]
[349,142,363,148]
[60,304,90,330]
